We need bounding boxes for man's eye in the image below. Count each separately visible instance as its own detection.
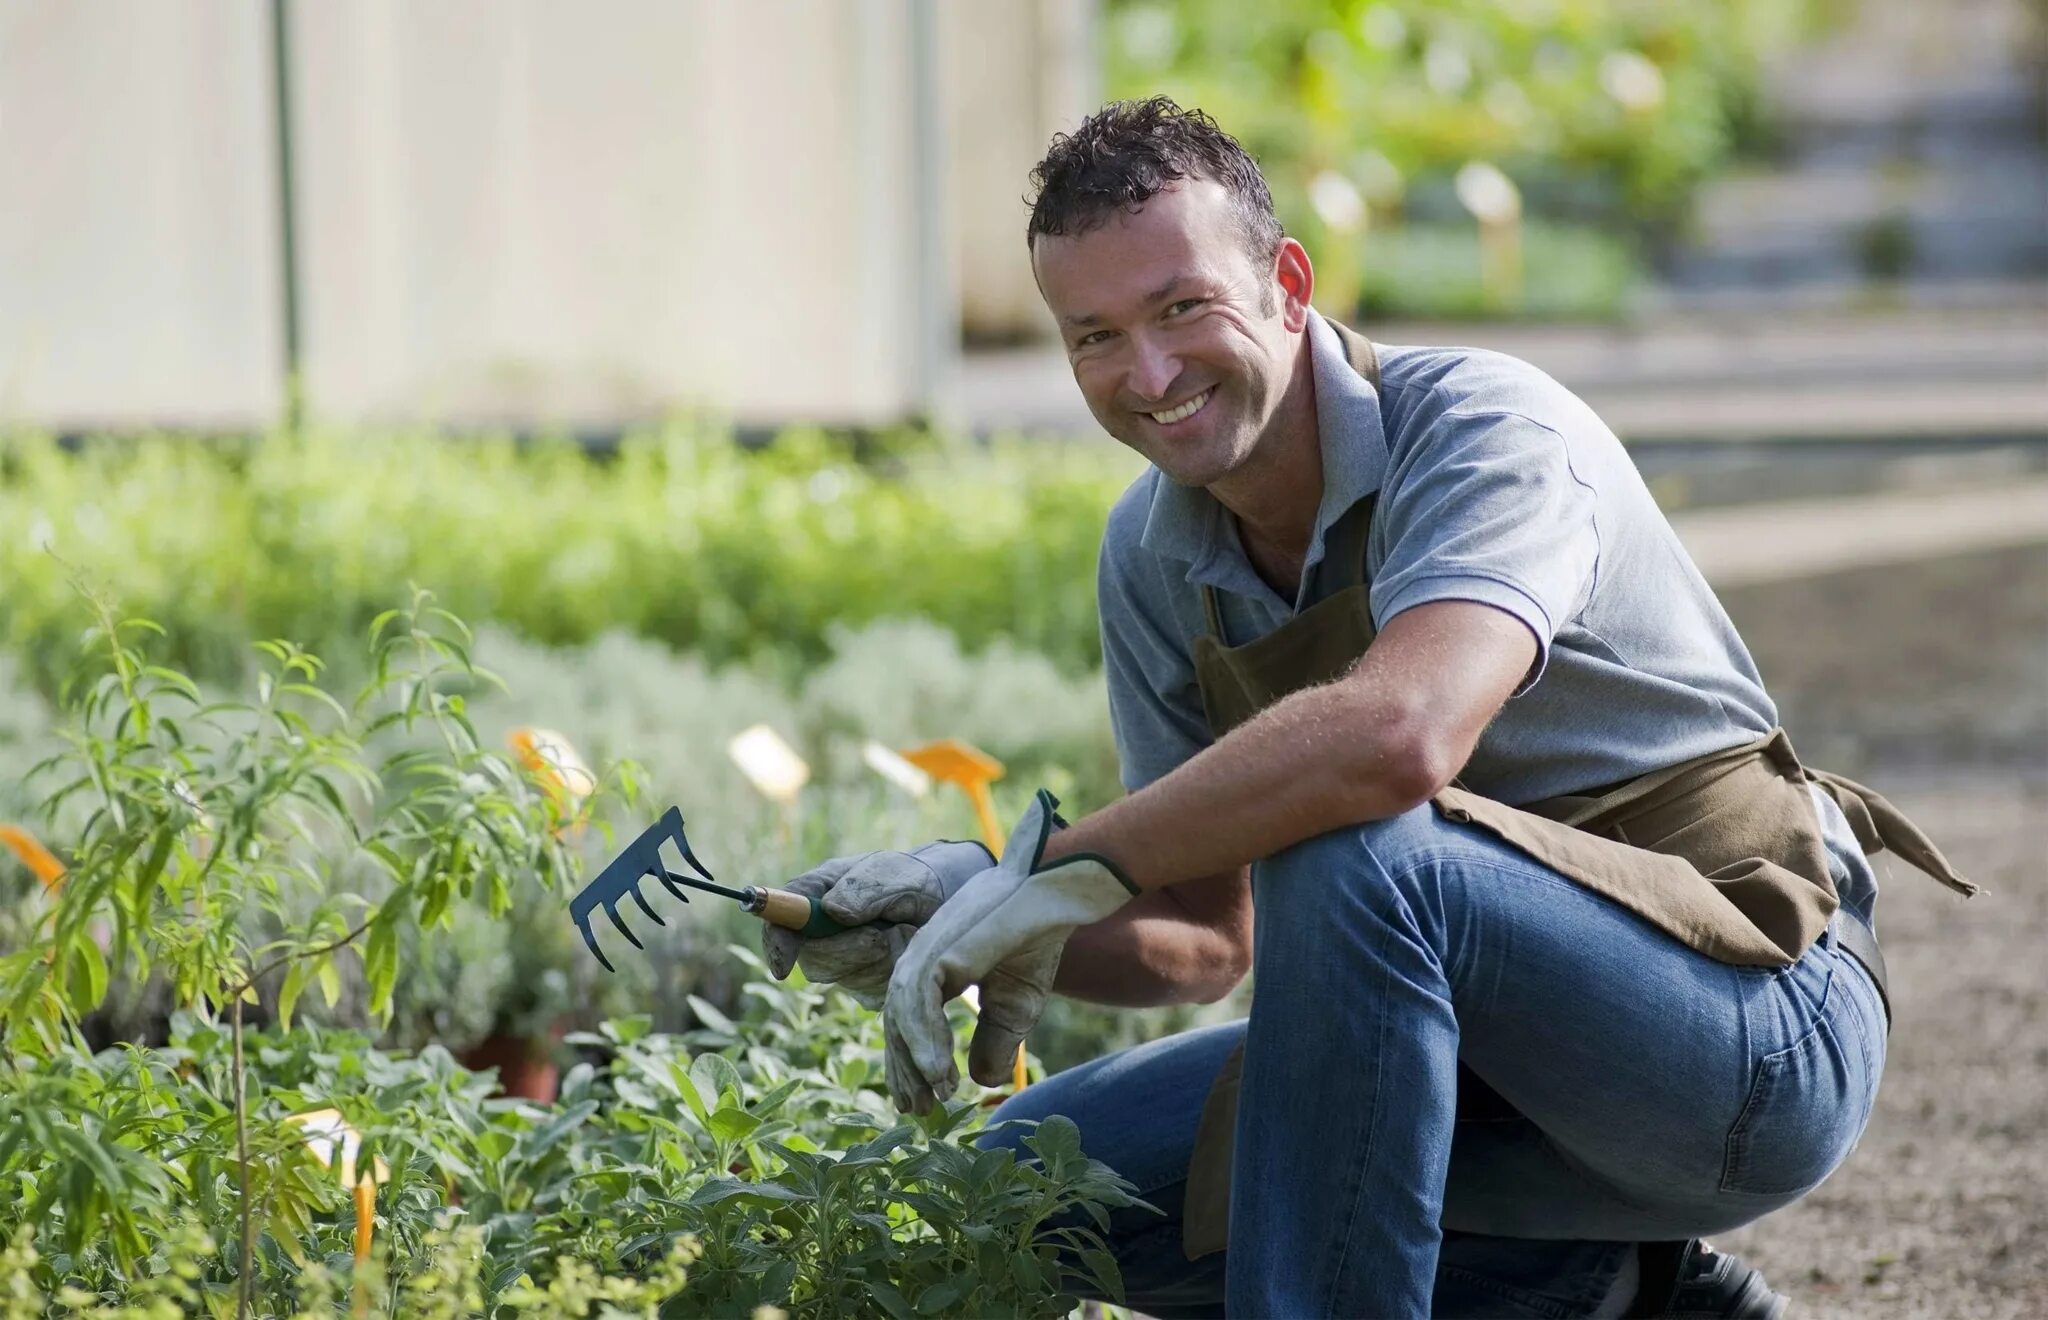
[1076,331,1113,348]
[1166,299,1204,316]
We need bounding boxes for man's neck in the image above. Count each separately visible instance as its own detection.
[1209,333,1322,561]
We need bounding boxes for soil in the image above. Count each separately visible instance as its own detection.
[1712,541,2048,1318]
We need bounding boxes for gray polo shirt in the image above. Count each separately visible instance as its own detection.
[1098,308,1787,808]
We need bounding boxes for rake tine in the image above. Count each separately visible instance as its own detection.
[676,836,717,885]
[653,804,716,884]
[575,914,616,974]
[654,867,694,904]
[627,874,667,927]
[604,899,645,950]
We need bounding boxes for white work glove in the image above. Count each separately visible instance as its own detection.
[883,790,1138,1113]
[762,839,994,1008]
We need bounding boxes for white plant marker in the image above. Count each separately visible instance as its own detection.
[1454,160,1523,308]
[861,740,931,798]
[728,724,810,805]
[288,1108,389,1190]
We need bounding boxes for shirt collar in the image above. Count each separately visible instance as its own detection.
[1138,309,1389,598]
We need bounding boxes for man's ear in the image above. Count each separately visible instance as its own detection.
[1273,238,1314,331]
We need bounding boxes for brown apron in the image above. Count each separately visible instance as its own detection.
[1176,321,1977,1261]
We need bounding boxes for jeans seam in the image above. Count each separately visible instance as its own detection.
[1316,907,1403,1317]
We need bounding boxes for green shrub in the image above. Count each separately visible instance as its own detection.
[1357,221,1642,321]
[0,594,1149,1317]
[0,424,1138,701]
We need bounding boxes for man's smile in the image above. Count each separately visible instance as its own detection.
[1144,386,1215,427]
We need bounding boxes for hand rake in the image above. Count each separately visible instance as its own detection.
[569,805,852,971]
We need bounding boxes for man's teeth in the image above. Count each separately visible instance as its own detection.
[1149,388,1212,424]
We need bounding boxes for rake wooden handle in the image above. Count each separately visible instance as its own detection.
[752,886,852,938]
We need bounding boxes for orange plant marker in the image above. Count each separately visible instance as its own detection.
[899,740,1005,856]
[287,1108,390,1314]
[351,1177,375,1316]
[0,825,65,891]
[898,740,1032,1094]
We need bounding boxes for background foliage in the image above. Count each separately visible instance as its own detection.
[1105,0,1831,317]
[0,424,1138,698]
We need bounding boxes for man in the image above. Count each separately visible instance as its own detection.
[764,98,1971,1318]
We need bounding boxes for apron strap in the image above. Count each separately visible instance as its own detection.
[1805,768,1980,896]
[1330,318,1383,392]
[1199,582,1228,646]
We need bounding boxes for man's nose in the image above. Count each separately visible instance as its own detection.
[1126,334,1183,405]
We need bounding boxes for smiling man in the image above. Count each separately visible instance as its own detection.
[765,97,1973,1318]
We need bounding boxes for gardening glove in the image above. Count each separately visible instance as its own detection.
[762,839,995,1009]
[883,790,1138,1113]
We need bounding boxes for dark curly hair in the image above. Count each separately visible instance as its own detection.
[1025,96,1284,302]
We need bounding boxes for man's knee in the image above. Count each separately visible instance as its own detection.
[1255,802,1448,914]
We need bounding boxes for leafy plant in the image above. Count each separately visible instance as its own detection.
[0,423,1139,704]
[0,592,1150,1317]
[0,582,613,1316]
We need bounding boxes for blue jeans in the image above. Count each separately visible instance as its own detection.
[977,802,1888,1318]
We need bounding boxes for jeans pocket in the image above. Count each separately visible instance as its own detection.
[1719,1018,1857,1196]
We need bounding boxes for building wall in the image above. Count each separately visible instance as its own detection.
[0,2,283,426]
[0,0,1091,431]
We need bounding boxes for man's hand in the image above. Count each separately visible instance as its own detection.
[762,840,993,1007]
[883,791,1138,1113]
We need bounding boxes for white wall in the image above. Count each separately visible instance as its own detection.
[0,0,1091,431]
[0,2,282,426]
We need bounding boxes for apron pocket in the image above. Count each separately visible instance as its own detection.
[1719,1017,1858,1196]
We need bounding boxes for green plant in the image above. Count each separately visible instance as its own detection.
[0,423,1138,702]
[0,582,612,1316]
[0,591,1150,1317]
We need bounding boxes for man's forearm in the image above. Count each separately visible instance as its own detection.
[1041,602,1536,893]
[1044,677,1433,892]
[1051,894,1248,1007]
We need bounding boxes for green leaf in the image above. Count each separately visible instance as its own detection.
[752,1077,802,1117]
[62,935,109,1012]
[276,961,308,1030]
[686,993,737,1035]
[522,1100,599,1161]
[916,1278,967,1314]
[1080,1247,1126,1305]
[670,1068,710,1125]
[363,919,399,1016]
[1023,1113,1082,1166]
[686,1177,810,1208]
[690,1053,742,1109]
[707,1106,762,1143]
[316,958,341,1009]
[866,1281,916,1320]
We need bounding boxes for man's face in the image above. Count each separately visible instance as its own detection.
[1033,179,1300,487]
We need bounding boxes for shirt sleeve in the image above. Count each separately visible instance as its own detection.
[1097,507,1213,792]
[1369,404,1601,694]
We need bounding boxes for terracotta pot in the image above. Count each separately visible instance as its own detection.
[457,1026,564,1102]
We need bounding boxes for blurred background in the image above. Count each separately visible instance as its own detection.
[2,2,2045,1313]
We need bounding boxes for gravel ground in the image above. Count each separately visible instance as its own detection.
[1712,541,2048,1319]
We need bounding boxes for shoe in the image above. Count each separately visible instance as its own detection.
[1628,1239,1789,1319]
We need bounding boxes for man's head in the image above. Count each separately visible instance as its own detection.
[1027,97,1315,488]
